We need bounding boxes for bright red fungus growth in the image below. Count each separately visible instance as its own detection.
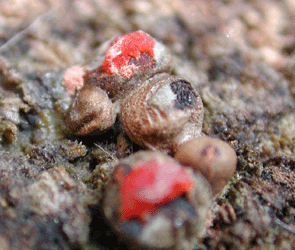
[103,30,155,78]
[118,159,193,221]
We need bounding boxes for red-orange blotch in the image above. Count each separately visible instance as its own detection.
[118,159,193,221]
[103,31,155,78]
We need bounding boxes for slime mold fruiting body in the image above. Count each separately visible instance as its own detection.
[120,73,204,153]
[175,137,237,196]
[103,151,212,250]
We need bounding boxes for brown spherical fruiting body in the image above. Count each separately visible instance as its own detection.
[103,151,212,250]
[64,85,117,135]
[120,73,204,154]
[174,137,237,196]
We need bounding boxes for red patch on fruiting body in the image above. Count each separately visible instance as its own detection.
[103,31,155,78]
[118,159,193,222]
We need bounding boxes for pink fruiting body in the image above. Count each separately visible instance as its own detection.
[118,159,193,221]
[62,66,85,96]
[103,30,155,78]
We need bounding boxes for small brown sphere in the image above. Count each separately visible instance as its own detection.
[174,137,237,196]
[65,85,116,135]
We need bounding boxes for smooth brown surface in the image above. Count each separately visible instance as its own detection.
[65,85,117,135]
[175,137,237,196]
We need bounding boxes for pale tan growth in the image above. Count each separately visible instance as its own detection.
[65,85,116,135]
[174,137,237,196]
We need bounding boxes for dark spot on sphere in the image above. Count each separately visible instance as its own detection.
[170,80,198,110]
[201,144,220,157]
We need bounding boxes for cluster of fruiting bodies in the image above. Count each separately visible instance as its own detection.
[64,31,237,249]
